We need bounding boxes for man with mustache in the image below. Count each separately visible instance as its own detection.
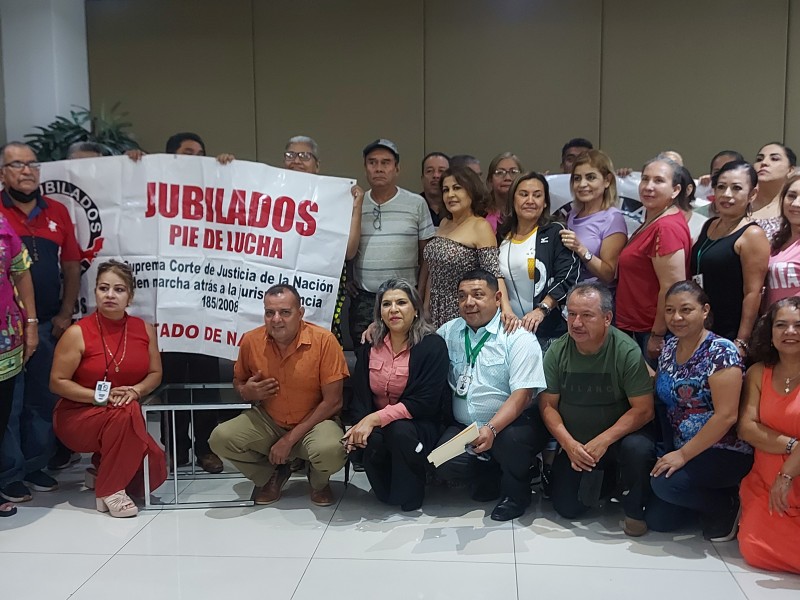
[0,142,81,502]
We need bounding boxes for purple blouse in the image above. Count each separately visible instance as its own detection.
[567,206,628,284]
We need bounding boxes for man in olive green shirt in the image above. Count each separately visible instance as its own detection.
[540,282,655,536]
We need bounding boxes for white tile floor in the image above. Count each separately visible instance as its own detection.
[1,459,799,600]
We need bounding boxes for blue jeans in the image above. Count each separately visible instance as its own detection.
[645,447,753,532]
[0,321,58,484]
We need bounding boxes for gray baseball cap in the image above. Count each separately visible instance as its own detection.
[363,138,399,161]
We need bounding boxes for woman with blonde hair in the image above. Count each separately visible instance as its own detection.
[559,149,628,288]
[345,278,449,511]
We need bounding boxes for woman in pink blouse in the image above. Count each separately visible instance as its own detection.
[766,175,800,306]
[344,278,450,511]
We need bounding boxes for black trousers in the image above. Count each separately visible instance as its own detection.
[347,289,376,352]
[436,409,549,506]
[362,419,439,511]
[160,352,235,459]
[0,376,16,447]
[550,428,656,520]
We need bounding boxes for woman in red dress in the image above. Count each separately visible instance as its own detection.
[737,297,800,573]
[51,260,166,517]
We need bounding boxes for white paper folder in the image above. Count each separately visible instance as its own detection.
[427,422,480,467]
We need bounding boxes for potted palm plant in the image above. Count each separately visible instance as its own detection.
[25,103,141,161]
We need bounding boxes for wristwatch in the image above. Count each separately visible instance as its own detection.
[582,250,593,261]
[536,302,551,316]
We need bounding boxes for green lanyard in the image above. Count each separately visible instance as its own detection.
[464,328,491,369]
[694,236,719,270]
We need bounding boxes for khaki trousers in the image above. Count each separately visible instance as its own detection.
[209,407,346,490]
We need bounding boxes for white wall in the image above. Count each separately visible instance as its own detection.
[0,0,89,143]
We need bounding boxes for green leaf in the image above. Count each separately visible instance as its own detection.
[22,101,141,158]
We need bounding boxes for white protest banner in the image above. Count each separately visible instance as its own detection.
[39,155,354,360]
[547,172,711,235]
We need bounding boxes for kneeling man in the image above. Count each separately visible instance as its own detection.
[210,284,348,506]
[540,282,655,535]
[436,269,548,521]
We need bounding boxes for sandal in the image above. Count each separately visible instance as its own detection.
[0,501,17,517]
[96,490,138,518]
[85,467,98,490]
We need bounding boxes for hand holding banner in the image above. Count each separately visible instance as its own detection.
[40,155,354,360]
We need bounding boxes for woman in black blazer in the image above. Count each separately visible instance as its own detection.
[343,278,450,511]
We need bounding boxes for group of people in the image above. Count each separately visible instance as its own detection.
[0,133,798,576]
[0,134,247,521]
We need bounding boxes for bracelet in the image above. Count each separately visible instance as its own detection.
[650,331,665,338]
[778,472,793,482]
[734,338,749,350]
[787,437,797,455]
[130,387,141,401]
[484,422,497,438]
[26,317,38,324]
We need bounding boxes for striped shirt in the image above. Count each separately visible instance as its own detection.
[354,187,434,292]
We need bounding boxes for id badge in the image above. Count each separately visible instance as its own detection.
[455,373,472,398]
[692,273,704,289]
[94,380,111,405]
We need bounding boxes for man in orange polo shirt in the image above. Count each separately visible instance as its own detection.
[209,284,348,506]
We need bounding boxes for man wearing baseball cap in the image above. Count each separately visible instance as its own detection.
[348,139,434,347]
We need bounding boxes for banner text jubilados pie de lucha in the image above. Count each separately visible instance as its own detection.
[145,182,319,259]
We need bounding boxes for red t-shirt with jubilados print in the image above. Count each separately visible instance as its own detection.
[615,211,691,333]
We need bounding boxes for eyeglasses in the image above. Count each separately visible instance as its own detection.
[493,168,520,178]
[372,205,382,230]
[2,161,41,171]
[284,151,316,162]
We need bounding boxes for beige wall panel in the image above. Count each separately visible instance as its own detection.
[601,0,788,176]
[86,0,256,159]
[425,0,602,175]
[785,0,800,152]
[253,1,424,189]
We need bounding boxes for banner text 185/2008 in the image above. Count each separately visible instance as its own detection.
[201,295,239,313]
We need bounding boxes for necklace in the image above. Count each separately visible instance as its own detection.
[627,205,673,244]
[19,220,40,262]
[695,216,743,269]
[783,371,800,394]
[505,227,538,313]
[96,313,128,374]
[710,216,742,239]
[675,331,707,365]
